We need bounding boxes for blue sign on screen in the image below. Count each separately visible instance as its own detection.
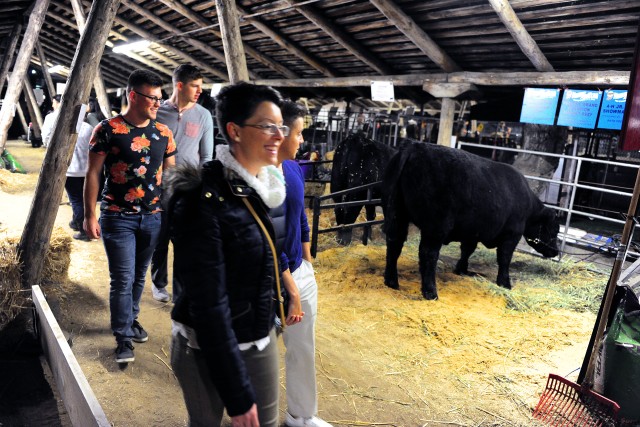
[597,90,627,130]
[520,88,560,125]
[557,89,602,129]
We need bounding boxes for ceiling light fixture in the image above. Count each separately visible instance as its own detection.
[112,40,151,54]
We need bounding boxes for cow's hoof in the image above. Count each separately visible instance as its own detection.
[384,279,399,290]
[454,266,468,275]
[422,291,438,300]
[496,279,512,289]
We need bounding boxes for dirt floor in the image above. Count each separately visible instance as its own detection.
[0,139,613,427]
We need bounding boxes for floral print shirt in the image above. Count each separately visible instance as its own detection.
[89,115,177,213]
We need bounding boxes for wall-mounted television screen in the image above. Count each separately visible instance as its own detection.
[557,89,602,129]
[519,88,560,125]
[597,90,627,130]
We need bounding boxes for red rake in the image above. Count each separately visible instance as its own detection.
[533,374,620,427]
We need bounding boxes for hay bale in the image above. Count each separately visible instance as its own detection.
[0,228,72,331]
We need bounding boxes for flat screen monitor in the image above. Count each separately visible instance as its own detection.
[557,89,602,129]
[597,89,627,130]
[520,88,560,125]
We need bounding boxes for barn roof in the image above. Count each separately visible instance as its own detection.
[1,0,639,109]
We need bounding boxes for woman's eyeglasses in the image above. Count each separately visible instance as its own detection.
[133,90,163,104]
[241,123,290,137]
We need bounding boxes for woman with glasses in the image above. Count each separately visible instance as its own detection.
[167,81,287,427]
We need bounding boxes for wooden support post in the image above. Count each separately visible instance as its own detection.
[36,41,57,100]
[216,0,249,83]
[15,101,29,136]
[18,0,121,289]
[437,97,455,147]
[0,0,50,154]
[23,78,44,129]
[0,22,23,92]
[69,0,111,118]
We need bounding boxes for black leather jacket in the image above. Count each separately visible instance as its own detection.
[167,160,280,417]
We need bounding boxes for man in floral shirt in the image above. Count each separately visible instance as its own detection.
[83,69,176,364]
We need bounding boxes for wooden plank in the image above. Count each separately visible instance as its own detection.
[216,0,249,83]
[487,0,554,72]
[369,0,460,73]
[32,285,110,427]
[18,0,120,289]
[250,70,629,88]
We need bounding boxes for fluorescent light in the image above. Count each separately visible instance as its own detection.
[112,40,151,54]
[48,65,67,74]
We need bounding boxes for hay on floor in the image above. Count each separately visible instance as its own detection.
[0,228,72,331]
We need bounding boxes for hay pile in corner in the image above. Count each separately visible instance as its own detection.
[0,228,72,331]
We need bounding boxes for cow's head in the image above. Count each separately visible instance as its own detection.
[524,208,560,258]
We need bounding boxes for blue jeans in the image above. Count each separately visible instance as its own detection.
[100,211,162,343]
[64,176,85,228]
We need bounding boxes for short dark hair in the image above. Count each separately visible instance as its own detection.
[53,94,62,103]
[127,69,163,92]
[215,82,283,144]
[173,65,203,86]
[281,100,307,127]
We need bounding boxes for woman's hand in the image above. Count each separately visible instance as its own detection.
[286,293,304,326]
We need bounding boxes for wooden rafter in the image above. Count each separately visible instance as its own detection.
[283,0,393,75]
[236,4,337,78]
[154,0,298,79]
[369,0,461,73]
[487,0,554,72]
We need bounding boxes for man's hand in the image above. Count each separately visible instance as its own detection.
[84,216,101,240]
[231,404,259,427]
[286,292,304,326]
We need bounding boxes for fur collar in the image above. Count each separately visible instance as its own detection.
[215,144,286,209]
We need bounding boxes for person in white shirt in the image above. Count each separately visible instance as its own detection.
[41,94,61,148]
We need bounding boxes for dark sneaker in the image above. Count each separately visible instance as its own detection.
[131,320,148,343]
[115,341,135,363]
[73,231,91,241]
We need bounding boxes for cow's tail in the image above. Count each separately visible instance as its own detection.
[382,145,412,237]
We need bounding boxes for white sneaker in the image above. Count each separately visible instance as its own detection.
[285,412,333,427]
[152,284,170,302]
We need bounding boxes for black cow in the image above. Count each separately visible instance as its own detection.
[330,133,396,245]
[382,142,560,300]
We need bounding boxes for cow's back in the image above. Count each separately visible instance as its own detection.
[398,143,539,245]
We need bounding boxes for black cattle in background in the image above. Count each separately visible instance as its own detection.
[330,133,397,245]
[382,142,560,300]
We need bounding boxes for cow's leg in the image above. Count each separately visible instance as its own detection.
[454,240,477,275]
[362,204,376,244]
[383,216,409,290]
[495,237,519,289]
[336,199,361,245]
[419,237,441,300]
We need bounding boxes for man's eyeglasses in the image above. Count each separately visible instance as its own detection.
[241,123,290,137]
[133,90,163,104]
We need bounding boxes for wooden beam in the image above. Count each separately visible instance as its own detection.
[216,0,249,83]
[111,14,228,81]
[23,78,44,129]
[154,0,298,79]
[36,41,57,99]
[22,84,42,140]
[283,0,393,75]
[119,0,231,81]
[69,0,111,118]
[0,21,23,91]
[369,0,461,73]
[487,0,554,72]
[0,0,49,155]
[251,70,630,88]
[18,0,120,288]
[236,4,337,77]
[422,82,476,98]
[32,285,110,427]
[437,97,455,147]
[15,100,29,136]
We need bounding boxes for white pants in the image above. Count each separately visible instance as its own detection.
[283,259,319,418]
